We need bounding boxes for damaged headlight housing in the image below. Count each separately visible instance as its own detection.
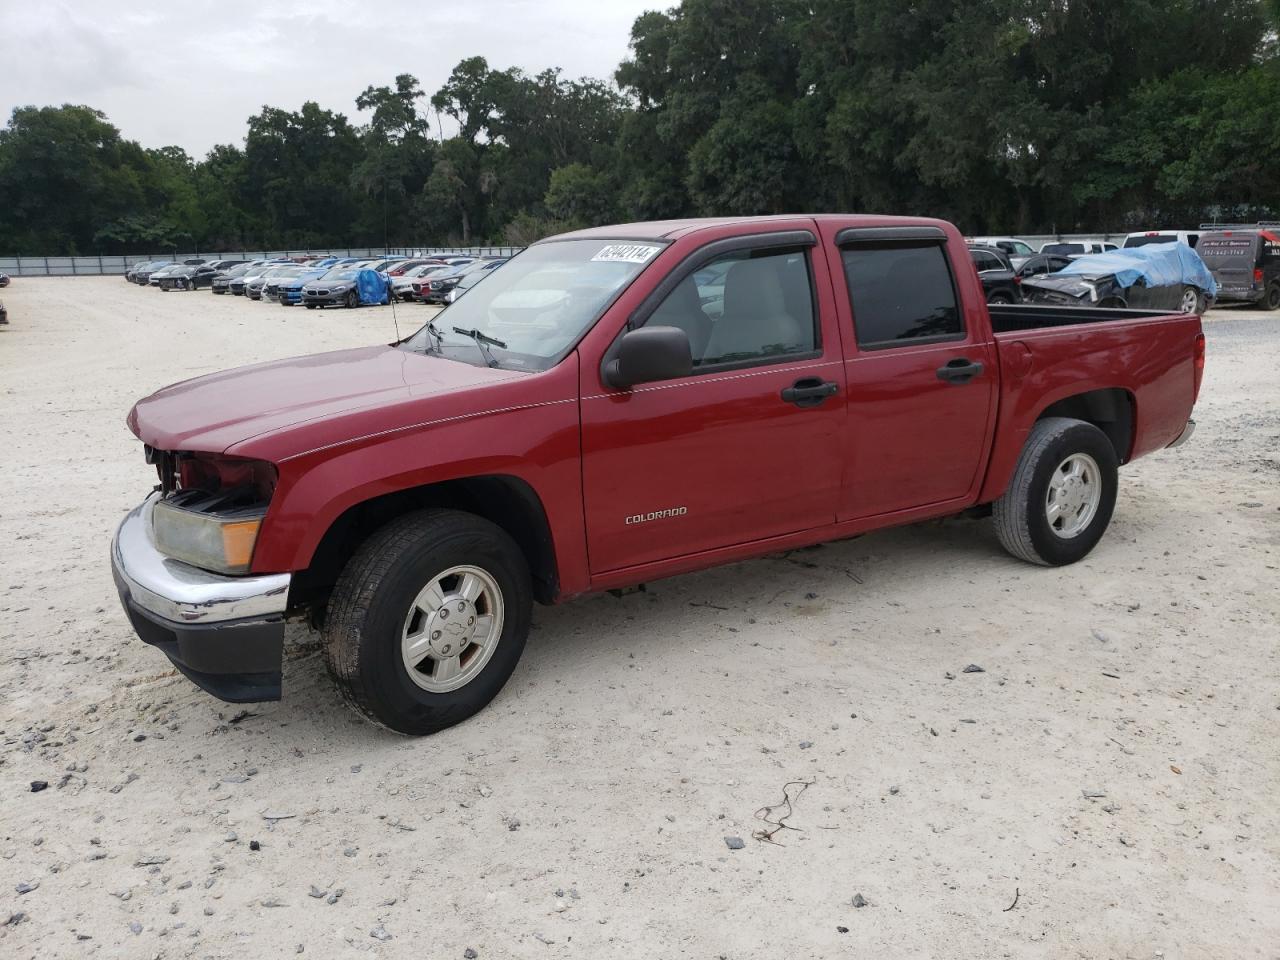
[152,499,265,575]
[148,455,275,575]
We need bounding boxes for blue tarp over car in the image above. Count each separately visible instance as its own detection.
[1057,242,1217,297]
[355,268,390,304]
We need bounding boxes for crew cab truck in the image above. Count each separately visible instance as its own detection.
[111,216,1205,735]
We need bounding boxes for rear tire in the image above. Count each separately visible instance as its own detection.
[1265,284,1280,311]
[988,292,1014,305]
[993,417,1119,566]
[1179,286,1200,315]
[323,509,532,735]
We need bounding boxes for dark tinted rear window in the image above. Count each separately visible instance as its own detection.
[842,245,962,348]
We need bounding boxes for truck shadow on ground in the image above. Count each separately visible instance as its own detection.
[269,513,1019,742]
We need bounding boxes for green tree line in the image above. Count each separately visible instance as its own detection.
[2,0,1279,255]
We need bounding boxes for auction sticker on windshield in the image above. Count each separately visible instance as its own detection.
[591,243,661,264]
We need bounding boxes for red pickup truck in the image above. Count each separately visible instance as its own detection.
[111,215,1204,734]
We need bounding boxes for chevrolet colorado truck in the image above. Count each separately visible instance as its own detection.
[111,215,1204,735]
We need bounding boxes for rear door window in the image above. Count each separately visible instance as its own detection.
[842,244,963,349]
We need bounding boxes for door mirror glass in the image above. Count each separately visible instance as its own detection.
[605,326,693,389]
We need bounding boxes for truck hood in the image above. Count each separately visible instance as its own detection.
[128,345,525,456]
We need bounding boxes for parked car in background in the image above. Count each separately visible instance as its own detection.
[111,213,1205,733]
[387,259,441,277]
[1123,230,1200,250]
[148,263,189,286]
[362,257,406,273]
[393,264,451,301]
[1021,242,1215,314]
[248,264,300,301]
[420,258,508,304]
[300,267,389,308]
[0,272,9,287]
[440,266,496,304]
[1194,225,1280,309]
[157,265,199,291]
[275,265,331,306]
[263,266,303,302]
[159,261,246,291]
[133,261,172,285]
[1041,239,1118,256]
[211,261,267,294]
[969,236,1036,268]
[968,246,1021,304]
[1015,253,1074,281]
[229,262,281,296]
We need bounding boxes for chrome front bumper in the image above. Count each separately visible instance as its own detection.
[111,493,290,625]
[1167,418,1196,449]
[110,494,290,702]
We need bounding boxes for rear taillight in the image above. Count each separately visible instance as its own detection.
[1193,332,1205,401]
[1254,268,1264,284]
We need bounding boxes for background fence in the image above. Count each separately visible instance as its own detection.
[0,246,524,277]
[2,232,1170,277]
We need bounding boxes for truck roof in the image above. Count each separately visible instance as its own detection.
[547,214,949,242]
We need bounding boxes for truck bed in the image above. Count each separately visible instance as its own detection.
[987,303,1174,334]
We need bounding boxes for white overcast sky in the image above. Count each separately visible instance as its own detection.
[0,0,661,157]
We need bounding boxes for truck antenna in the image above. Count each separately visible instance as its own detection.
[384,177,402,344]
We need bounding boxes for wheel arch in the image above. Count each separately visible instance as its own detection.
[1035,387,1136,464]
[289,474,560,618]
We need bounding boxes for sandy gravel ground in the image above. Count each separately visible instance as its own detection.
[0,278,1277,959]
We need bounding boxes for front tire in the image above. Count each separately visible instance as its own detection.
[345,289,359,309]
[993,417,1118,566]
[323,510,532,735]
[988,292,1014,305]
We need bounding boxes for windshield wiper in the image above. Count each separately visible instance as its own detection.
[452,326,507,367]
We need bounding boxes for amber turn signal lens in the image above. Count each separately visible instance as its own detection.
[221,519,262,571]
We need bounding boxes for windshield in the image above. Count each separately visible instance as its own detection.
[400,239,665,371]
[321,268,359,281]
[1041,243,1083,255]
[223,262,256,277]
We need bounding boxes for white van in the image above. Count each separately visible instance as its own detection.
[1123,230,1200,249]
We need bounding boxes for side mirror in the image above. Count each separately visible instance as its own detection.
[604,326,693,389]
